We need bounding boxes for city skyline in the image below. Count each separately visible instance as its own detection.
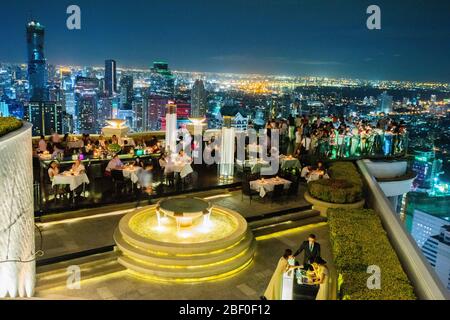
[1,0,450,82]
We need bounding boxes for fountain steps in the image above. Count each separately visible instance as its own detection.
[118,241,257,280]
[114,228,255,266]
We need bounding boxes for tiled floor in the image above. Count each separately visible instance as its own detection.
[37,223,332,300]
[36,186,311,261]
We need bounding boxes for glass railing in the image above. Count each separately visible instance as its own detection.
[310,132,408,160]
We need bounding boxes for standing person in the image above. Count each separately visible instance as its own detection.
[294,234,321,269]
[312,257,329,300]
[136,164,154,207]
[260,249,298,300]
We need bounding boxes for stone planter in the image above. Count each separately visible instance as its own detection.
[0,122,35,298]
[304,191,365,217]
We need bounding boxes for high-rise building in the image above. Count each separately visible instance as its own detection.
[26,21,48,101]
[411,209,448,248]
[77,93,98,133]
[24,101,63,136]
[0,100,9,117]
[149,61,175,96]
[421,225,450,290]
[190,79,207,118]
[146,95,168,131]
[412,148,443,191]
[377,91,393,114]
[132,99,146,132]
[97,96,113,129]
[119,75,133,110]
[105,60,117,97]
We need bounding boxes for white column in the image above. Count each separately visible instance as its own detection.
[165,104,177,154]
[0,123,35,298]
[219,116,235,180]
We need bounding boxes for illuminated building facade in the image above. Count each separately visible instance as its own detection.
[24,101,63,136]
[412,148,443,191]
[105,59,117,97]
[191,79,207,117]
[26,21,47,102]
[422,225,450,290]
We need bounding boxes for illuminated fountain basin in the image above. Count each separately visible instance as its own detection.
[114,197,256,282]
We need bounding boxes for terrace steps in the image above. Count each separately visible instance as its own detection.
[35,251,124,293]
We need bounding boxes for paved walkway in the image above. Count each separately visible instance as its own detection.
[37,223,332,300]
[36,186,310,261]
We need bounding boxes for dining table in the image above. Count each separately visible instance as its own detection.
[236,158,271,174]
[165,161,194,179]
[52,171,90,191]
[306,170,330,183]
[250,177,292,198]
[280,156,301,170]
[122,166,143,184]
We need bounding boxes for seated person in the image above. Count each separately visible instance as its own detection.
[175,150,192,164]
[111,135,119,145]
[98,135,107,148]
[51,131,61,144]
[301,165,313,179]
[38,135,47,153]
[71,159,86,175]
[106,154,124,174]
[315,161,327,175]
[52,143,65,159]
[48,161,60,181]
[134,157,145,168]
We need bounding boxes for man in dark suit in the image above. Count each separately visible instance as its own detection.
[294,234,321,269]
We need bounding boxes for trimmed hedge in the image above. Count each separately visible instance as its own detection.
[308,162,363,204]
[328,208,416,300]
[0,117,23,138]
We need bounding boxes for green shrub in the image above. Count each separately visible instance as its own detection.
[308,162,363,204]
[328,208,416,300]
[308,178,362,204]
[0,117,22,138]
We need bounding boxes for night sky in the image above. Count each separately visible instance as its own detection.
[1,0,449,82]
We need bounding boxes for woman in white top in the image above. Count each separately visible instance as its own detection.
[48,161,60,181]
[71,160,86,175]
[261,249,300,300]
[312,257,329,300]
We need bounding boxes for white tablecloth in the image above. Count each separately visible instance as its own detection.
[52,173,90,191]
[119,137,135,147]
[67,140,84,149]
[250,178,292,197]
[165,163,194,179]
[236,159,271,174]
[306,172,330,183]
[122,167,143,183]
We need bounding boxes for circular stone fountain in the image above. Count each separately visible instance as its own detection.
[114,197,256,282]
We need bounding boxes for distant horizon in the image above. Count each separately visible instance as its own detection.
[1,1,450,83]
[2,60,450,86]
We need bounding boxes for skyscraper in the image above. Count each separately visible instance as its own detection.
[26,21,47,101]
[119,75,133,110]
[24,101,63,136]
[190,79,207,118]
[77,93,98,133]
[377,91,393,114]
[421,225,450,290]
[105,60,117,97]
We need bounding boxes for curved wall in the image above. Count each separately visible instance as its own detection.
[0,122,35,298]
